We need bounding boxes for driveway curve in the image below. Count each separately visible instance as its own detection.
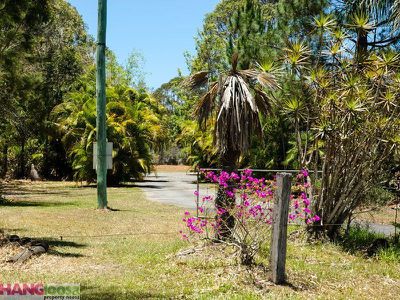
[135,171,396,236]
[134,171,200,209]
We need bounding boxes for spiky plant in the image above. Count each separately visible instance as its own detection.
[281,12,400,240]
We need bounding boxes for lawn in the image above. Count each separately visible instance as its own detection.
[0,181,399,299]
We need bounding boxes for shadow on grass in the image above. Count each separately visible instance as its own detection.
[41,238,87,258]
[43,239,87,248]
[341,226,400,259]
[136,179,169,183]
[0,200,79,207]
[1,182,72,197]
[131,184,163,189]
[47,249,85,258]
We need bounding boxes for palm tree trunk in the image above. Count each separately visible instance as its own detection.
[215,150,240,240]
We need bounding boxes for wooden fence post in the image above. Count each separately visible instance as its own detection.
[270,172,291,284]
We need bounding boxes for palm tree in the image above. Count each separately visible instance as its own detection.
[186,53,279,239]
[52,79,163,185]
[187,53,279,170]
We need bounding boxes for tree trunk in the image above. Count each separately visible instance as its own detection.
[356,30,368,63]
[1,143,8,178]
[215,150,240,240]
[17,138,26,179]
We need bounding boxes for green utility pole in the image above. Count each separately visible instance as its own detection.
[96,0,108,209]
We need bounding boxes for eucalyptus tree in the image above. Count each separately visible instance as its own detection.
[0,0,50,178]
[0,0,92,179]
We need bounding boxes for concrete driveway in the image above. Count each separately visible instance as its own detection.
[135,171,397,236]
[134,171,216,210]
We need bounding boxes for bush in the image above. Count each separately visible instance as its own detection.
[181,169,319,265]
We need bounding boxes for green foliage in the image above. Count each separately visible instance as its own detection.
[364,187,396,207]
[276,12,400,238]
[189,0,325,73]
[342,226,400,262]
[153,76,218,167]
[53,64,166,185]
[0,0,92,179]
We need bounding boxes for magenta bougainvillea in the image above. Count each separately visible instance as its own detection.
[180,169,320,265]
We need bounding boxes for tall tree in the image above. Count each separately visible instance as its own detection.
[187,54,279,238]
[0,0,92,179]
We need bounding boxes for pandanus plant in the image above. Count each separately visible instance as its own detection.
[186,53,280,238]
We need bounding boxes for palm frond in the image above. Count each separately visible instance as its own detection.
[194,81,219,128]
[254,88,273,115]
[184,71,209,89]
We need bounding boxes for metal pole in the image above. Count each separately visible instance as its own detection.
[96,0,108,209]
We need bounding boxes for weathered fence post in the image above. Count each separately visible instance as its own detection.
[270,172,291,284]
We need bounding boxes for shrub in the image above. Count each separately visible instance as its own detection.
[181,169,319,265]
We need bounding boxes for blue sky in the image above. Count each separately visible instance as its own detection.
[67,0,219,89]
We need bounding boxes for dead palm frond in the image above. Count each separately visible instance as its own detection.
[186,53,279,156]
[184,71,209,90]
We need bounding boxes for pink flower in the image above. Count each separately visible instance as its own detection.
[243,169,253,177]
[194,190,199,196]
[301,169,309,177]
[217,207,227,215]
[230,172,240,180]
[226,190,235,198]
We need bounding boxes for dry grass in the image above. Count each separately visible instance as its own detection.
[0,180,399,299]
[355,205,399,225]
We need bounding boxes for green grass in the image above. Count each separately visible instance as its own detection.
[1,181,400,299]
[341,225,400,262]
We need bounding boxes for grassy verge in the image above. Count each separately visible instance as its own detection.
[341,225,400,261]
[0,181,399,299]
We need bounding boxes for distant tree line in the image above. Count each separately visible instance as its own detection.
[0,0,169,185]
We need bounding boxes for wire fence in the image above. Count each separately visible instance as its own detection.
[2,168,399,241]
